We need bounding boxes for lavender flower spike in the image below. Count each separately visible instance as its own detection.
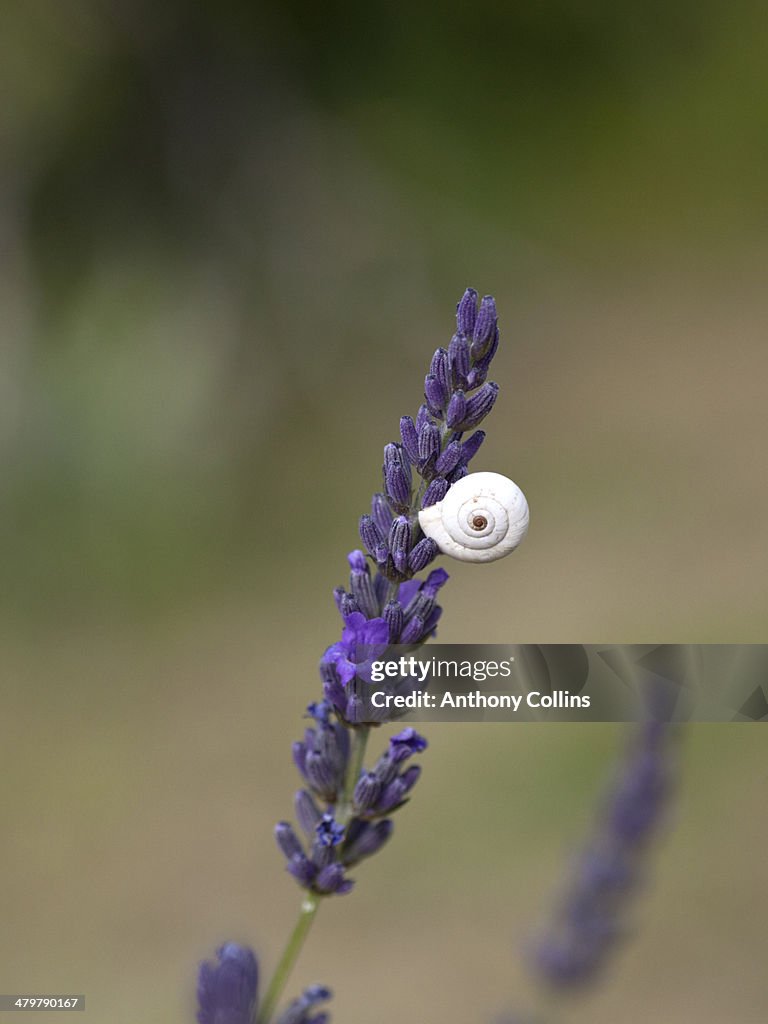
[531,715,675,990]
[197,943,258,1024]
[195,288,510,1024]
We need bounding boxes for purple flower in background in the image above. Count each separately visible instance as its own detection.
[530,715,675,990]
[196,943,258,1024]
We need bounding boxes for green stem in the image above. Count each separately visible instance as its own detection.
[256,893,320,1024]
[336,724,370,826]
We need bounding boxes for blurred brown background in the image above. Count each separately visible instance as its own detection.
[1,2,766,1022]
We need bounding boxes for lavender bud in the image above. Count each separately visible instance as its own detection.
[424,373,448,416]
[388,516,411,573]
[374,542,389,565]
[349,563,379,619]
[460,430,485,464]
[383,441,405,470]
[475,326,499,371]
[383,442,411,482]
[310,845,334,874]
[275,821,304,861]
[456,287,478,334]
[372,751,399,786]
[295,790,322,837]
[316,725,345,775]
[333,586,345,612]
[400,614,425,645]
[466,365,487,390]
[359,515,385,558]
[415,403,433,433]
[418,422,440,463]
[448,464,468,484]
[399,763,422,794]
[347,549,367,573]
[292,741,308,778]
[353,771,382,812]
[378,777,408,813]
[448,332,470,390]
[383,443,412,507]
[434,346,450,382]
[420,478,449,509]
[371,493,393,535]
[430,347,451,392]
[196,943,258,1024]
[462,381,499,428]
[470,295,497,359]
[407,537,438,572]
[385,465,411,507]
[305,751,338,801]
[399,415,421,462]
[343,819,394,863]
[315,863,354,895]
[435,441,462,475]
[287,853,317,888]
[446,390,467,429]
[383,600,404,642]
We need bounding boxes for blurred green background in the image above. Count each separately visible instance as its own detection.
[2,2,766,1022]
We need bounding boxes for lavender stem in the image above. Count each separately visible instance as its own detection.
[255,894,320,1024]
[336,725,370,827]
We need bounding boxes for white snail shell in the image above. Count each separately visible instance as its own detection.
[417,471,529,563]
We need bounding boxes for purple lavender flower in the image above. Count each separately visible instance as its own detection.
[275,288,504,909]
[315,814,345,848]
[388,727,429,761]
[530,717,675,990]
[348,729,428,818]
[322,612,389,685]
[198,289,509,1024]
[196,943,258,1024]
[275,809,357,897]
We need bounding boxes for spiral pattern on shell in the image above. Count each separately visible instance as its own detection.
[417,471,529,563]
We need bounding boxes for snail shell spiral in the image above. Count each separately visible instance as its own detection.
[417,471,529,563]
